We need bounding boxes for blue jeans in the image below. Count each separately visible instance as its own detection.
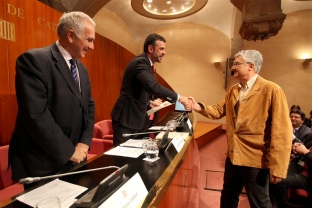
[220,157,273,208]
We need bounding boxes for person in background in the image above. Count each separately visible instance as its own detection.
[9,11,96,189]
[270,133,312,208]
[111,33,191,146]
[289,105,311,128]
[189,50,292,208]
[290,109,311,144]
[290,104,301,112]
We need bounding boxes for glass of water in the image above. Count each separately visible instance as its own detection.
[166,120,178,132]
[146,140,159,160]
[142,137,151,155]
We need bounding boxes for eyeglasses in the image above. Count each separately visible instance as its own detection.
[232,62,249,66]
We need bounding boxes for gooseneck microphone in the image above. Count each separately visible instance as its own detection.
[122,130,163,137]
[18,166,119,184]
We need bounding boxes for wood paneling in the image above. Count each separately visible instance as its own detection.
[0,0,9,94]
[157,136,200,207]
[0,95,17,146]
[0,0,176,146]
[6,0,46,94]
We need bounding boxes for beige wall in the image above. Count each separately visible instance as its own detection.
[94,9,312,124]
[243,10,312,117]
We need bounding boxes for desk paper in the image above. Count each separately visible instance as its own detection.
[16,178,87,208]
[155,132,189,141]
[146,101,173,116]
[99,173,148,208]
[104,146,144,158]
[120,139,144,148]
[148,126,167,131]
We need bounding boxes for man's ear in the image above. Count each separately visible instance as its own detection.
[67,30,75,42]
[147,45,153,54]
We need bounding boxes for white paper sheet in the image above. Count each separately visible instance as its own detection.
[148,126,167,131]
[146,101,173,116]
[120,139,144,148]
[16,178,87,208]
[104,146,144,158]
[155,132,189,141]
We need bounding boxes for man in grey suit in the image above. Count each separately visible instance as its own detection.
[111,34,191,146]
[9,11,96,189]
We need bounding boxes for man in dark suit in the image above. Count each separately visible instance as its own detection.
[9,11,96,189]
[290,109,311,144]
[111,33,191,146]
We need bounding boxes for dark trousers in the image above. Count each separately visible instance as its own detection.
[220,157,273,208]
[112,115,156,146]
[112,120,138,146]
[269,159,309,208]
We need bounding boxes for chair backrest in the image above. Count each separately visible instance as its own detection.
[93,123,105,139]
[0,145,15,190]
[94,120,113,136]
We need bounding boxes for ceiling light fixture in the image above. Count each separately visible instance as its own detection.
[131,0,208,20]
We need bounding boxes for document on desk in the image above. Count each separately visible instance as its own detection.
[16,178,87,208]
[120,139,144,148]
[146,101,173,116]
[104,146,144,158]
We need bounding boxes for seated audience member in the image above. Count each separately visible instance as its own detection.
[270,133,312,208]
[290,105,301,112]
[290,109,311,144]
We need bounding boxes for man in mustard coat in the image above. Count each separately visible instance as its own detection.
[189,50,292,208]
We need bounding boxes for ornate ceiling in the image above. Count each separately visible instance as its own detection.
[39,0,312,42]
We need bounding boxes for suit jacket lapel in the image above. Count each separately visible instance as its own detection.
[50,44,83,106]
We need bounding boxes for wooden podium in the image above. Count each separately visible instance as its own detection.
[2,112,200,208]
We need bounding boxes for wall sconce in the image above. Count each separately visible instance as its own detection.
[302,58,312,66]
[214,62,221,67]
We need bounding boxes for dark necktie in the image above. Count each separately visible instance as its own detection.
[69,59,79,88]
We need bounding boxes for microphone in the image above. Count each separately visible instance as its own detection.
[231,69,235,76]
[18,166,120,184]
[122,130,163,137]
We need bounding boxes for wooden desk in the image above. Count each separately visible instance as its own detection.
[2,112,199,208]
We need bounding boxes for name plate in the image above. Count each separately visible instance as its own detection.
[172,134,185,152]
[99,173,148,208]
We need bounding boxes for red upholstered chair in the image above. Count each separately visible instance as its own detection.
[0,145,24,202]
[93,120,113,140]
[287,188,310,208]
[87,138,113,160]
[88,120,114,159]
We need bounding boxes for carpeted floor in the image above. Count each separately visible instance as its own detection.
[198,134,249,208]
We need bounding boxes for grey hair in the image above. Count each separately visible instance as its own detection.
[57,11,96,38]
[235,50,263,73]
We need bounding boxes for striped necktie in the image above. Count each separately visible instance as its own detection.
[69,59,79,88]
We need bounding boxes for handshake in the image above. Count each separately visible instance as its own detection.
[177,96,201,112]
[149,96,201,112]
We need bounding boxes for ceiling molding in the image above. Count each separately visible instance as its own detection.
[72,0,111,17]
